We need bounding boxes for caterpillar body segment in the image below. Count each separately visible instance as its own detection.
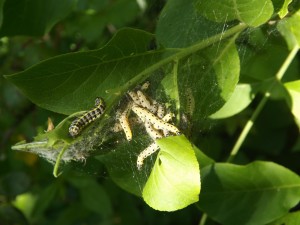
[132,104,181,135]
[144,120,163,140]
[137,142,160,170]
[119,113,132,141]
[69,97,105,138]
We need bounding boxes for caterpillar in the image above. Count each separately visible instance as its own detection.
[137,142,160,170]
[69,97,105,138]
[186,87,195,117]
[119,113,132,141]
[144,120,163,140]
[132,104,181,135]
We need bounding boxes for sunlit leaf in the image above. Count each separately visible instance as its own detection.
[284,80,300,126]
[12,192,37,221]
[143,135,200,211]
[210,83,256,119]
[194,0,273,27]
[198,161,300,225]
[277,10,300,49]
[278,0,293,18]
[268,211,300,225]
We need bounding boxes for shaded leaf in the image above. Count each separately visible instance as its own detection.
[69,177,112,218]
[0,0,76,37]
[5,28,160,115]
[198,161,300,225]
[0,0,5,28]
[0,204,29,225]
[178,37,240,127]
[156,0,224,48]
[31,183,58,218]
[0,172,30,198]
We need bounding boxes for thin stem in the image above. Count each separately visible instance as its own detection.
[199,213,208,225]
[53,144,68,177]
[227,45,299,162]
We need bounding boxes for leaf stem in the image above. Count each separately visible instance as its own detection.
[199,213,208,225]
[227,45,299,162]
[53,144,68,177]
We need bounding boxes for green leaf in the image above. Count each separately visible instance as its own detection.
[31,183,58,218]
[97,135,211,210]
[178,37,240,127]
[210,83,257,119]
[8,25,246,178]
[198,161,300,225]
[278,0,293,18]
[12,192,37,222]
[5,25,245,116]
[142,135,200,211]
[193,144,215,168]
[5,28,160,115]
[69,177,112,218]
[284,80,300,126]
[0,204,28,225]
[194,0,274,27]
[0,0,76,37]
[156,0,224,48]
[65,0,140,44]
[268,211,300,225]
[277,10,300,50]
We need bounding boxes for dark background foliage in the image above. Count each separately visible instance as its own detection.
[1,0,300,225]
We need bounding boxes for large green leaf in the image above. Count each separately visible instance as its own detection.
[97,135,212,210]
[195,0,274,27]
[198,161,300,225]
[5,28,162,115]
[0,0,76,37]
[5,26,245,116]
[177,37,240,128]
[142,135,201,211]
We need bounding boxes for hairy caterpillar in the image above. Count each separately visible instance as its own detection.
[132,104,181,135]
[69,97,105,137]
[137,142,160,170]
[144,120,163,140]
